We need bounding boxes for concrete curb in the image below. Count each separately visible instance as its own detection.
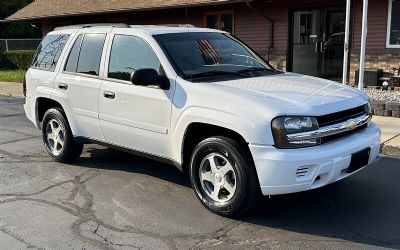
[381,134,400,158]
[382,145,400,158]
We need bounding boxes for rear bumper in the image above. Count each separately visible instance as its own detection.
[23,96,36,127]
[249,123,381,196]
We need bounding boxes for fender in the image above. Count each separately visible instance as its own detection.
[31,86,78,136]
[30,85,54,128]
[49,88,79,135]
[171,106,257,164]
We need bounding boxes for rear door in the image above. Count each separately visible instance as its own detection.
[54,29,110,140]
[99,33,174,158]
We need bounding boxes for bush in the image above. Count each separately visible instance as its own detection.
[0,50,35,70]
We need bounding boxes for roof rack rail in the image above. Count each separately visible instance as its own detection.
[54,23,129,31]
[129,24,197,28]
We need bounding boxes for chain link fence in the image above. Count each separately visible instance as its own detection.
[0,39,41,52]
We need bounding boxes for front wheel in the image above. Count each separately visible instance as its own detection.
[189,136,260,217]
[42,108,83,163]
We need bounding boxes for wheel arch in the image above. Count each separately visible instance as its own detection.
[34,94,76,134]
[172,105,259,176]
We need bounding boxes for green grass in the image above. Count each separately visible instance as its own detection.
[0,70,26,83]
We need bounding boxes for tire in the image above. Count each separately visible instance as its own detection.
[42,108,83,163]
[189,136,260,217]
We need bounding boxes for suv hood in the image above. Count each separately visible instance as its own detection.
[211,72,368,116]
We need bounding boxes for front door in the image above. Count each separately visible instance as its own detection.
[99,34,173,158]
[291,7,346,81]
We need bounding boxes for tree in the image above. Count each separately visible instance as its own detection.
[0,0,41,38]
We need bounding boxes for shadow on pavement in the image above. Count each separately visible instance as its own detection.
[74,146,400,248]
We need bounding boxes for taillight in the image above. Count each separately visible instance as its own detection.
[23,75,27,97]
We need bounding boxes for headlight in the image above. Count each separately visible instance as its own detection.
[272,116,320,148]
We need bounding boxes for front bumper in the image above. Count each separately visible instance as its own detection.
[250,123,381,196]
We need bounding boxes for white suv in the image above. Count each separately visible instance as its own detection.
[23,24,381,217]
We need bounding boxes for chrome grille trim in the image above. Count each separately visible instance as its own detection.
[287,113,371,142]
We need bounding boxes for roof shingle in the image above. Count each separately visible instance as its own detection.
[5,0,244,22]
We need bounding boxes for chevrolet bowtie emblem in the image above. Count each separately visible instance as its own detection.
[346,120,357,130]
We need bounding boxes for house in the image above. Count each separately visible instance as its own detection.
[3,0,400,86]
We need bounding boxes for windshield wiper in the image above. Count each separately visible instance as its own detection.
[237,67,277,74]
[186,70,247,80]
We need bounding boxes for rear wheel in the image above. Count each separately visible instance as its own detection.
[42,108,83,163]
[190,136,260,217]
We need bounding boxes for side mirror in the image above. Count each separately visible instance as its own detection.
[130,69,170,90]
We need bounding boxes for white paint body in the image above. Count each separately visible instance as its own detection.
[24,26,381,196]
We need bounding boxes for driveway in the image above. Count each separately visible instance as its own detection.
[0,95,399,250]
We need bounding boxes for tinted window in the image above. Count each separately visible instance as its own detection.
[32,34,70,71]
[64,34,83,72]
[154,32,272,79]
[108,35,161,81]
[77,34,106,76]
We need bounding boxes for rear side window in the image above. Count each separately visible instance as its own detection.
[64,33,106,76]
[108,35,161,81]
[32,34,70,71]
[64,34,83,73]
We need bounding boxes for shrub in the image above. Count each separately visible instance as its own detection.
[0,50,35,70]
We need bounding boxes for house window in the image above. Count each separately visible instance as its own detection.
[204,11,234,34]
[387,0,400,48]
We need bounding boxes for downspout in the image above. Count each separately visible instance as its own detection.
[358,0,369,90]
[246,0,274,62]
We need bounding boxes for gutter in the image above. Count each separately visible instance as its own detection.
[246,0,274,62]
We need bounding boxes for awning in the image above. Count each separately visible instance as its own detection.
[4,0,246,22]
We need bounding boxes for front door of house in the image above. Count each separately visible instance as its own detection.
[290,7,346,81]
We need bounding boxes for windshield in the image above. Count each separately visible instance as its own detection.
[154,32,277,81]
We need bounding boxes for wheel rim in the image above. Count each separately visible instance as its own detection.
[45,119,65,156]
[199,152,237,203]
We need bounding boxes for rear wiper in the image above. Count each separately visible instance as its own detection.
[237,67,277,74]
[186,70,246,79]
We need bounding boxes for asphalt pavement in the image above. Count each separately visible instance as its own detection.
[0,95,399,250]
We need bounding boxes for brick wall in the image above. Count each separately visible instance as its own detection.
[349,49,400,86]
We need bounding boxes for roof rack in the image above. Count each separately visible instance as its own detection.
[54,23,129,31]
[129,24,197,28]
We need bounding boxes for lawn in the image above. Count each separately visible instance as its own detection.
[0,70,26,83]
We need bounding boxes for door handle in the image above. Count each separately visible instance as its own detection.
[103,91,115,99]
[58,83,68,90]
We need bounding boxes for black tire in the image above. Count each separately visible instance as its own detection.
[42,108,83,163]
[189,136,260,217]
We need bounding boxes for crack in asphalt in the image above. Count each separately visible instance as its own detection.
[0,165,254,250]
[0,226,44,249]
[0,113,25,118]
[0,128,36,137]
[0,135,41,146]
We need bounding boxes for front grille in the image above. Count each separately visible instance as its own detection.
[320,124,368,144]
[317,104,369,127]
[317,104,370,144]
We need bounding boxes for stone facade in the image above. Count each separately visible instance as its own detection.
[349,49,400,86]
[267,52,287,71]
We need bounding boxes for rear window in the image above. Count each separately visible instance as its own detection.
[32,34,70,71]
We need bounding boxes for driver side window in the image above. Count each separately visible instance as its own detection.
[108,35,162,81]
